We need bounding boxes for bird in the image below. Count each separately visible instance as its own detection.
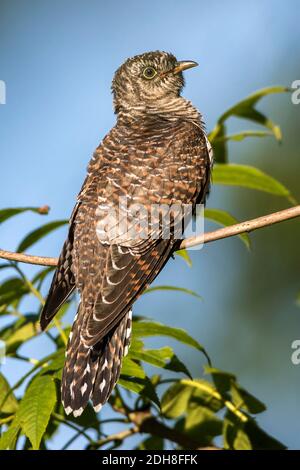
[40,51,213,417]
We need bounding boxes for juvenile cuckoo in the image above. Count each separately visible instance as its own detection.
[40,51,213,417]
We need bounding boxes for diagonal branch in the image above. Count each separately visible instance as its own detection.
[181,204,300,249]
[0,205,299,267]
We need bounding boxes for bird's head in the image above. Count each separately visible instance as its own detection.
[111,51,198,116]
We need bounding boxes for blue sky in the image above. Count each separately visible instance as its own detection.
[1,0,300,449]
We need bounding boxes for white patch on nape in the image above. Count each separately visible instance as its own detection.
[101,359,108,371]
[100,379,106,392]
[94,403,102,413]
[64,406,73,416]
[73,407,84,418]
[81,383,88,396]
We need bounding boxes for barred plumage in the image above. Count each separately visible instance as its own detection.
[40,51,213,417]
[61,308,132,415]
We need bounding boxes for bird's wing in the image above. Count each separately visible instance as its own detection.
[40,170,100,330]
[71,121,211,346]
[40,206,78,330]
[76,217,173,347]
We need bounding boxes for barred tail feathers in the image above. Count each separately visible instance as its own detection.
[61,307,132,417]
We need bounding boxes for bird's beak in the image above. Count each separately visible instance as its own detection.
[172,60,198,74]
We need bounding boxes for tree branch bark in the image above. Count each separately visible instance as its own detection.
[89,409,220,450]
[181,204,300,249]
[0,205,299,267]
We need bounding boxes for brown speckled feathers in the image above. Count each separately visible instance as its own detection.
[40,51,212,417]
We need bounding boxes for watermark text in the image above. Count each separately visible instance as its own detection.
[0,80,6,104]
[291,80,300,105]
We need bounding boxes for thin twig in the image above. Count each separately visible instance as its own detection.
[0,415,14,425]
[0,206,299,267]
[181,204,300,249]
[90,426,139,449]
[90,408,220,450]
[0,251,58,266]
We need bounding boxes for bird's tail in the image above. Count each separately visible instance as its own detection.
[61,305,132,417]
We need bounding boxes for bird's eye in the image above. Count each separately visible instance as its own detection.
[142,66,157,80]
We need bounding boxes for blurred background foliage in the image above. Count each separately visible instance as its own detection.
[0,0,300,449]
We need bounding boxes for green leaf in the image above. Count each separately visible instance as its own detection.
[213,130,272,143]
[213,164,291,199]
[2,317,39,355]
[0,277,29,307]
[230,383,266,414]
[129,346,191,378]
[0,351,63,416]
[121,357,146,379]
[17,375,57,450]
[0,374,18,414]
[217,86,288,141]
[161,382,193,418]
[118,377,143,394]
[223,416,252,450]
[144,285,202,300]
[130,337,144,351]
[17,220,68,252]
[243,419,286,450]
[133,321,210,364]
[205,367,236,394]
[188,382,223,413]
[233,427,252,450]
[209,122,228,163]
[175,249,192,267]
[209,86,289,166]
[165,354,192,378]
[205,208,250,249]
[130,346,173,368]
[118,376,160,407]
[223,411,286,450]
[0,206,49,224]
[180,378,226,413]
[181,406,222,444]
[138,435,164,450]
[0,418,21,450]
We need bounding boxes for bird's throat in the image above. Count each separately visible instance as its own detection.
[116,96,202,127]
